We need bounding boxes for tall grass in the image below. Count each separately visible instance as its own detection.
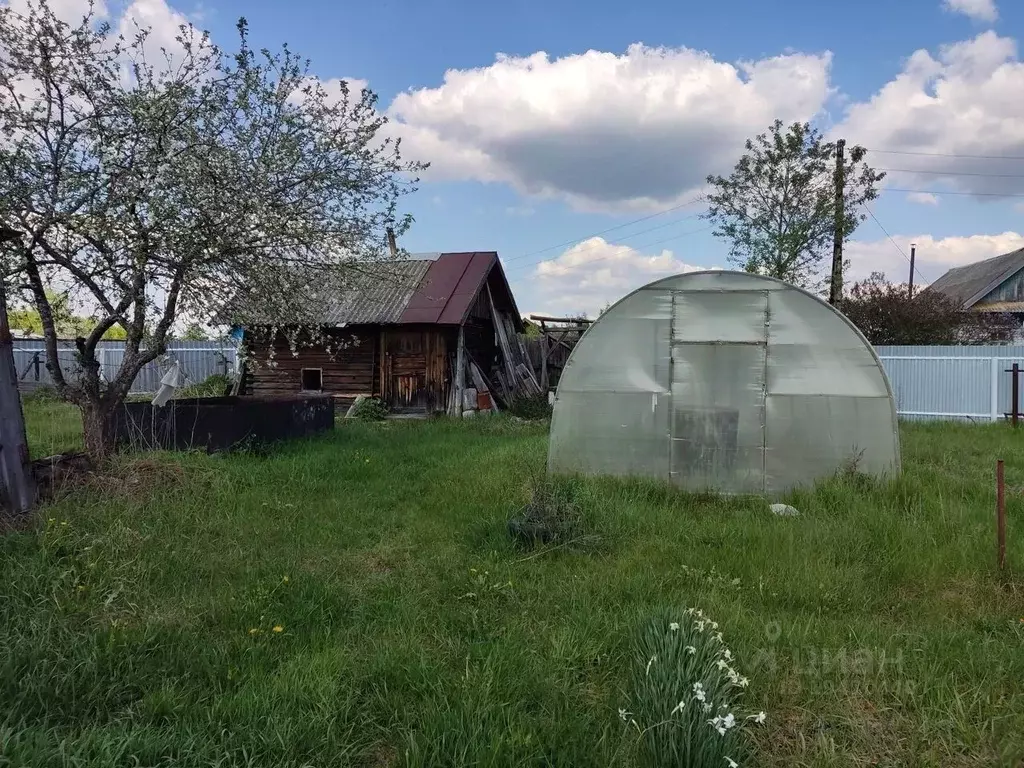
[2,410,1024,766]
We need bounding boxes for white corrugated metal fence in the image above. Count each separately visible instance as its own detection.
[12,339,1024,420]
[13,340,238,394]
[876,345,1024,422]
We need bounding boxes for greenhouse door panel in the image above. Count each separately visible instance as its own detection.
[668,291,767,493]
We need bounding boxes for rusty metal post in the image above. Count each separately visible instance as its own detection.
[1014,364,1020,429]
[997,460,1006,571]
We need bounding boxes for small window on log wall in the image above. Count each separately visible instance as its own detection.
[301,368,323,391]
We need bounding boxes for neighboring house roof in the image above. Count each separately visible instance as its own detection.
[928,247,1024,309]
[238,251,523,330]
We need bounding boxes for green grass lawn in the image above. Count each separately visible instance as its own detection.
[3,403,1024,766]
[21,396,84,458]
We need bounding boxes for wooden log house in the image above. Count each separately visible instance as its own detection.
[238,252,532,415]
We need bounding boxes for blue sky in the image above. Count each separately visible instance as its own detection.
[119,0,1024,314]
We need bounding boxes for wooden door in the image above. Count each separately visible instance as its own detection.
[385,331,428,412]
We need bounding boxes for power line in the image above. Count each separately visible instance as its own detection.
[865,208,935,285]
[868,148,1024,161]
[880,168,1024,179]
[882,187,1024,198]
[500,196,703,266]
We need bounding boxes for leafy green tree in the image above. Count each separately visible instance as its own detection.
[180,323,208,341]
[7,290,126,339]
[703,120,884,290]
[0,1,422,455]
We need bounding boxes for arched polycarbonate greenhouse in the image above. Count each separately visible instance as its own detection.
[548,271,901,495]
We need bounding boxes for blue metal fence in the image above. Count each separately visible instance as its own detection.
[876,345,1024,422]
[13,339,238,394]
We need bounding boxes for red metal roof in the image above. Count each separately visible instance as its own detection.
[400,251,521,329]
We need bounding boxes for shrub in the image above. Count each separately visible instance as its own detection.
[506,393,552,420]
[21,384,61,403]
[621,609,765,768]
[179,373,232,398]
[348,397,389,421]
[507,477,590,549]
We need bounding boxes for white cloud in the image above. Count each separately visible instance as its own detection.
[117,0,195,65]
[526,236,712,316]
[907,191,940,205]
[846,231,1024,284]
[943,0,998,22]
[2,0,108,22]
[386,45,833,212]
[840,33,1024,199]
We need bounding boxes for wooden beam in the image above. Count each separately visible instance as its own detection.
[540,335,548,391]
[488,284,520,385]
[454,326,466,417]
[528,314,593,324]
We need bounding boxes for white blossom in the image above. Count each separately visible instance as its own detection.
[669,622,680,631]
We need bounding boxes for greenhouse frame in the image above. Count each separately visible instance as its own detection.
[547,271,901,495]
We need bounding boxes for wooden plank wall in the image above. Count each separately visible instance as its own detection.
[244,327,377,399]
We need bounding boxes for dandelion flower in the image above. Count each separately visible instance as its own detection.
[669,622,680,631]
[725,758,739,768]
[272,625,284,633]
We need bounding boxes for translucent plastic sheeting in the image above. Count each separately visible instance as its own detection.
[548,271,901,495]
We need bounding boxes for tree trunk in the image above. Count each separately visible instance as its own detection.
[80,400,117,458]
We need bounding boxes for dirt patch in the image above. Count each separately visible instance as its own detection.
[363,743,397,767]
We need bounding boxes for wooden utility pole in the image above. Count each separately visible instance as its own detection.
[0,226,36,520]
[828,138,846,306]
[908,244,917,300]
